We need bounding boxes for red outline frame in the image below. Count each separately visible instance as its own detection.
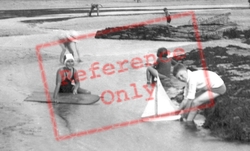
[35,10,215,141]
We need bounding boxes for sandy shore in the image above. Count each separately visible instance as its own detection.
[1,0,250,150]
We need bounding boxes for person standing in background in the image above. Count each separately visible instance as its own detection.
[163,7,172,37]
[88,4,103,17]
[58,31,82,64]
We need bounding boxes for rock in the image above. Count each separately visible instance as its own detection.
[94,24,250,42]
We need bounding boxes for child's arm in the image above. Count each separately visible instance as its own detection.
[179,98,188,110]
[53,69,63,101]
[73,68,80,94]
[153,59,160,69]
[171,59,177,66]
[59,44,66,64]
[147,66,158,77]
[180,98,193,109]
[176,98,189,115]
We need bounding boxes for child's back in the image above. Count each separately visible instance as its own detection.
[156,57,172,79]
[146,47,177,88]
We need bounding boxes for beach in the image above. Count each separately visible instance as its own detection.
[1,0,250,150]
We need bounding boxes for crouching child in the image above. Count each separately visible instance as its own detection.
[173,63,226,128]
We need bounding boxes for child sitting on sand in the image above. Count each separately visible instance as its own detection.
[173,63,226,128]
[58,30,82,64]
[146,47,177,87]
[53,53,90,103]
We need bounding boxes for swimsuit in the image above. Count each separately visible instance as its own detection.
[59,68,75,93]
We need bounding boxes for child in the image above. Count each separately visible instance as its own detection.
[58,31,82,64]
[173,63,226,127]
[146,47,177,87]
[163,8,171,37]
[163,7,171,25]
[88,4,103,17]
[53,54,90,103]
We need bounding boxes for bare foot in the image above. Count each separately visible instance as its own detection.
[185,121,199,131]
[77,59,83,62]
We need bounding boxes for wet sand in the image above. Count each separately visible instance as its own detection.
[1,0,250,150]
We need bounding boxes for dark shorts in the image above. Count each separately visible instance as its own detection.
[59,84,74,93]
[167,16,171,23]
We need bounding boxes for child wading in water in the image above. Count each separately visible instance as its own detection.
[53,54,90,103]
[146,47,177,88]
[173,63,226,129]
[58,31,82,64]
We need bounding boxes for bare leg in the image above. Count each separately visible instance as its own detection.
[166,24,171,37]
[146,68,152,84]
[77,87,91,94]
[65,43,75,57]
[60,44,67,64]
[186,91,220,121]
[89,6,94,16]
[96,6,99,16]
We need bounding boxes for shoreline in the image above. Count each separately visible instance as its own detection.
[1,1,250,150]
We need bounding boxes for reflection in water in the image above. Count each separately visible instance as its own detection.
[49,100,250,151]
[53,103,80,134]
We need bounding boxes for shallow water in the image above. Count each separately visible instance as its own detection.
[51,101,250,151]
[48,61,250,150]
[10,9,249,150]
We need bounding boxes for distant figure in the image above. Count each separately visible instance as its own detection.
[88,4,103,17]
[163,7,172,37]
[146,47,177,88]
[58,31,82,64]
[163,7,171,25]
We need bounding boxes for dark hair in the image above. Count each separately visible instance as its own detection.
[173,63,186,77]
[157,47,169,58]
[163,7,167,11]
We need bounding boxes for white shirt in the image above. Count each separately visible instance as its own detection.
[184,70,224,99]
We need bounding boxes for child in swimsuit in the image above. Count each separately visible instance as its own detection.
[163,7,171,25]
[163,8,171,37]
[58,31,82,64]
[146,47,177,87]
[53,54,90,103]
[173,63,226,127]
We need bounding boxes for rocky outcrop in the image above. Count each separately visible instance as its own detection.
[95,23,250,42]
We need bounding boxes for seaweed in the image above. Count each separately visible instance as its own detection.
[180,45,250,141]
